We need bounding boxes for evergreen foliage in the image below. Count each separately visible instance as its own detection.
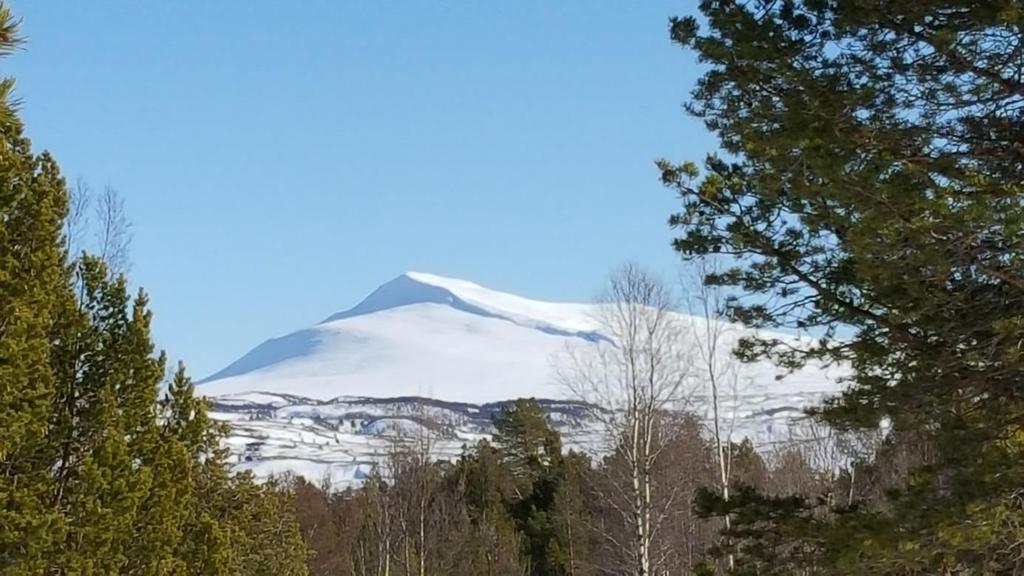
[666,0,1024,572]
[0,4,310,573]
[7,0,1021,573]
[0,5,69,567]
[491,399,588,576]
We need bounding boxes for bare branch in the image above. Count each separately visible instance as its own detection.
[94,185,132,277]
[65,177,91,256]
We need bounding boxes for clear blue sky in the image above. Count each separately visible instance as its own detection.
[6,1,716,378]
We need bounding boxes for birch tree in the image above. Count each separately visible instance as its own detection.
[684,260,743,572]
[562,263,694,576]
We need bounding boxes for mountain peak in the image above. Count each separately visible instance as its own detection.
[321,272,600,335]
[319,272,464,324]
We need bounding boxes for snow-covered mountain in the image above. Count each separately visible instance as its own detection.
[200,272,607,402]
[199,272,846,487]
[200,271,840,402]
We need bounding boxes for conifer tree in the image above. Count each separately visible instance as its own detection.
[491,399,593,576]
[229,474,310,576]
[548,451,593,576]
[493,400,563,488]
[453,440,528,574]
[0,6,69,569]
[150,364,240,576]
[493,400,564,576]
[0,4,310,573]
[127,363,226,576]
[666,0,1024,572]
[47,256,165,573]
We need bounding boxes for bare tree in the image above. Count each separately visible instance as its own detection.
[683,259,744,572]
[381,403,444,576]
[561,263,695,576]
[791,422,882,508]
[65,177,91,256]
[833,428,882,507]
[358,469,394,576]
[63,179,132,277]
[95,184,132,277]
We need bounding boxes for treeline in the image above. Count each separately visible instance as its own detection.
[0,6,308,575]
[286,399,926,576]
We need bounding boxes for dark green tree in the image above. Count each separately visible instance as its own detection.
[493,400,563,490]
[451,439,528,575]
[127,363,232,576]
[494,400,563,576]
[547,451,593,576]
[694,484,824,576]
[666,0,1024,573]
[491,399,593,576]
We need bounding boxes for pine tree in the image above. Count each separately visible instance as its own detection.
[493,400,563,576]
[0,4,311,572]
[694,485,822,576]
[126,363,225,576]
[493,400,562,488]
[45,256,165,573]
[490,399,594,576]
[452,440,527,575]
[0,6,69,569]
[666,1,1024,572]
[229,474,310,576]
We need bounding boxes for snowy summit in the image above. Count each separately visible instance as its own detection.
[199,272,842,404]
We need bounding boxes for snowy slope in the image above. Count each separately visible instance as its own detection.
[199,272,843,403]
[199,272,847,486]
[208,391,837,489]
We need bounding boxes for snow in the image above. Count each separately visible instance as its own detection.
[199,272,844,404]
[197,272,849,487]
[361,417,434,437]
[209,392,836,489]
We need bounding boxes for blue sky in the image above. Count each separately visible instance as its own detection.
[6,1,716,378]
